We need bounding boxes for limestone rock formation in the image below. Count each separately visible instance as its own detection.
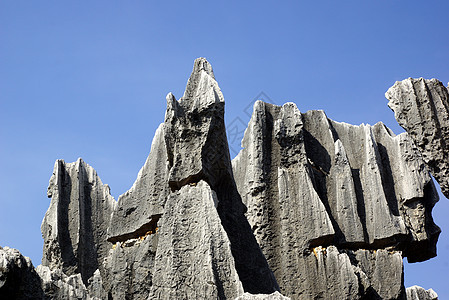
[42,158,116,285]
[232,100,440,298]
[386,78,449,199]
[406,286,438,300]
[0,246,44,299]
[102,234,157,299]
[36,265,105,300]
[162,58,279,295]
[0,59,443,300]
[149,181,243,299]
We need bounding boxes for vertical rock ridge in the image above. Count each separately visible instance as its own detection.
[149,181,244,299]
[42,158,115,284]
[330,139,365,244]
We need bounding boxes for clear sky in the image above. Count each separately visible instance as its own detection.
[1,1,448,297]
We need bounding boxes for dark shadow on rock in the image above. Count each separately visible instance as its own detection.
[303,130,342,246]
[0,256,45,299]
[78,165,97,284]
[376,143,401,217]
[216,180,280,294]
[351,168,369,243]
[57,162,77,275]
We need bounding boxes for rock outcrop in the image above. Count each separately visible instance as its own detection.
[232,101,440,299]
[0,246,44,299]
[386,78,449,199]
[42,158,116,285]
[0,59,443,300]
[406,286,438,300]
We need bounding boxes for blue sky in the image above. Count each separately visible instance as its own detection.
[1,1,448,297]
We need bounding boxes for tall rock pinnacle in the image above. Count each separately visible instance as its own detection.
[163,57,279,294]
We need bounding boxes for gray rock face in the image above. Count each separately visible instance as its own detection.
[103,235,157,299]
[42,158,116,284]
[107,123,168,243]
[235,291,291,300]
[2,59,441,299]
[0,246,44,299]
[386,78,449,199]
[232,100,440,297]
[149,181,243,299]
[36,264,105,300]
[406,285,438,300]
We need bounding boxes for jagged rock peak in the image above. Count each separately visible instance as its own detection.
[386,77,449,199]
[164,57,231,191]
[164,59,279,294]
[107,123,168,243]
[178,57,224,111]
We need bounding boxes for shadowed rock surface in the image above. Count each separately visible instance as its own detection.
[386,78,449,200]
[0,246,44,299]
[0,59,443,299]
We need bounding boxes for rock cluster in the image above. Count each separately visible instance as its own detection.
[0,59,445,299]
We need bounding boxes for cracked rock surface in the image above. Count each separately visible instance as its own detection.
[0,59,443,299]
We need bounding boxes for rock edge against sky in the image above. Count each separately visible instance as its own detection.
[1,58,446,300]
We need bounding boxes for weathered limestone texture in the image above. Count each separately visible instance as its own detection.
[149,181,243,299]
[0,59,442,300]
[42,158,116,283]
[386,78,449,199]
[0,246,44,299]
[103,235,158,299]
[36,264,105,300]
[406,285,438,300]
[232,100,440,298]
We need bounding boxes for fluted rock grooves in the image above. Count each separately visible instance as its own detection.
[0,59,443,300]
[232,101,439,299]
